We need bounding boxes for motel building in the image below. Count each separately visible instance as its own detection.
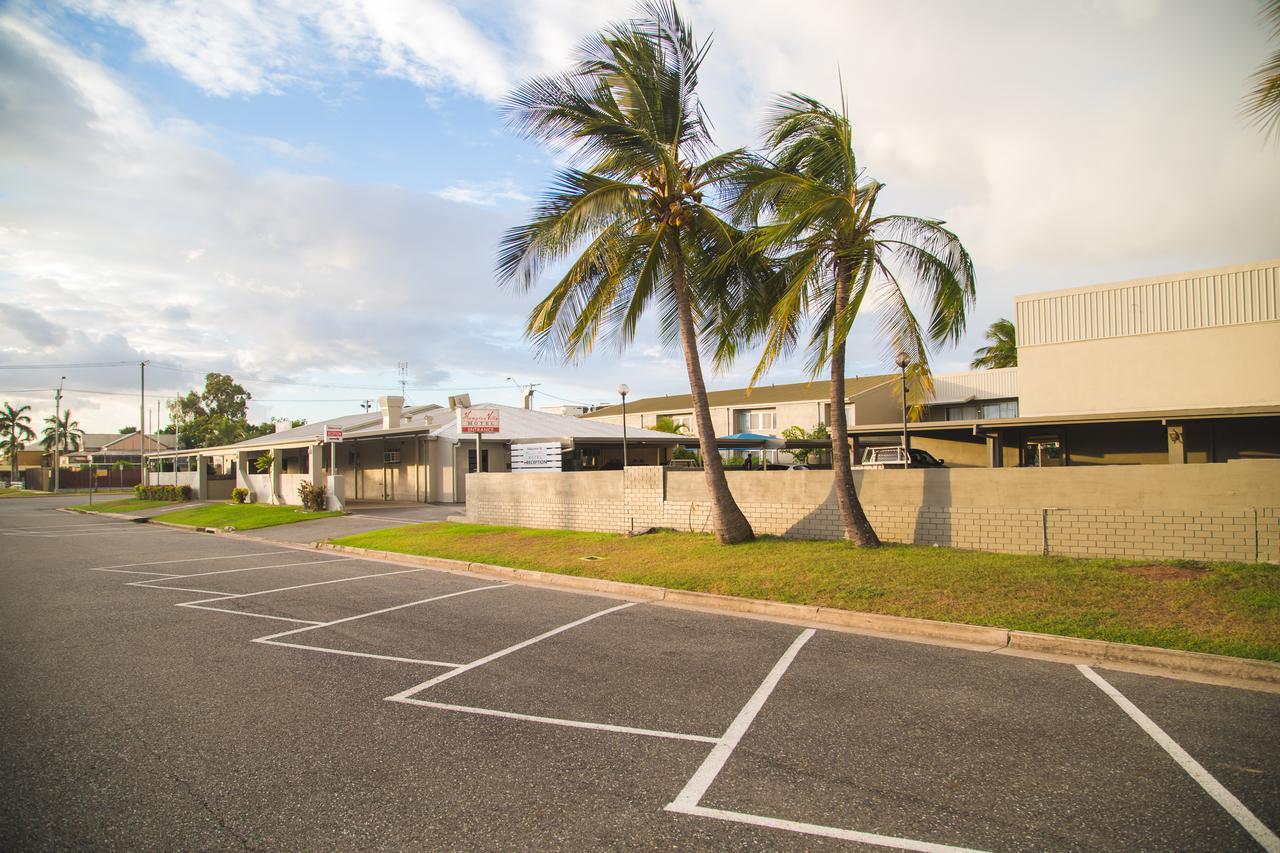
[584,259,1280,469]
[143,398,687,509]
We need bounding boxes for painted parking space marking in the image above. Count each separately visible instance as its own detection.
[71,530,1278,851]
[87,550,297,572]
[387,601,638,701]
[128,556,355,585]
[665,628,991,852]
[1079,665,1280,852]
[402,699,720,744]
[253,583,514,666]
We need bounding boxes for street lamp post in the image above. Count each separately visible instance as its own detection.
[53,376,65,493]
[617,384,630,469]
[895,351,911,458]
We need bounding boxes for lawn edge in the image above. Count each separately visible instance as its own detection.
[315,541,1280,693]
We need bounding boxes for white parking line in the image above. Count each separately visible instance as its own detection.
[86,568,179,576]
[664,628,989,852]
[668,805,987,853]
[182,567,431,604]
[386,601,637,702]
[88,550,295,571]
[176,604,323,624]
[128,556,355,585]
[396,698,719,743]
[254,583,511,642]
[669,629,815,809]
[253,640,463,667]
[1079,665,1280,852]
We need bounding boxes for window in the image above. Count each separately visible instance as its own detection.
[821,403,855,427]
[735,409,776,432]
[656,413,694,433]
[467,449,490,473]
[945,400,1018,421]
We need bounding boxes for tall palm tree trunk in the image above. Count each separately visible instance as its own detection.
[829,260,881,547]
[671,240,755,544]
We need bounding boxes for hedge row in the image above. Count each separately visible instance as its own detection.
[134,484,193,501]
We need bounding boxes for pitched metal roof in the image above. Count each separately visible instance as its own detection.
[431,403,683,443]
[584,374,897,418]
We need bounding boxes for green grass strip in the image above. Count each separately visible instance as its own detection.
[69,498,182,514]
[332,523,1280,662]
[161,503,342,530]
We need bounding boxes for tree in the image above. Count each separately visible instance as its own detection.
[1,403,36,483]
[498,0,759,544]
[970,318,1017,369]
[651,416,688,434]
[41,410,84,454]
[169,373,255,449]
[780,422,829,465]
[729,93,975,546]
[1243,0,1280,142]
[118,425,138,434]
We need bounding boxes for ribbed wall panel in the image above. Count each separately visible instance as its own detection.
[1016,262,1280,346]
[930,367,1018,404]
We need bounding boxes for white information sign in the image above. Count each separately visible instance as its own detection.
[459,408,500,434]
[510,442,563,471]
[324,426,343,442]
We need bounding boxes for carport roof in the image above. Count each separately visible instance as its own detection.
[847,403,1280,435]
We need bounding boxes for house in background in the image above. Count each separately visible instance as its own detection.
[144,398,687,506]
[62,432,175,466]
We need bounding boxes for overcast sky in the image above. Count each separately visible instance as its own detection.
[2,0,1277,433]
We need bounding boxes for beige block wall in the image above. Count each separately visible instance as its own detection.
[1018,320,1280,417]
[467,460,1280,562]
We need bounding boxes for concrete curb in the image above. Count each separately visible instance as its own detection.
[1007,631,1280,686]
[314,542,1280,691]
[58,507,148,521]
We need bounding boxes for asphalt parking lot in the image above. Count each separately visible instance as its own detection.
[2,496,1278,851]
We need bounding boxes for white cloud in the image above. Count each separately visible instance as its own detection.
[435,179,531,206]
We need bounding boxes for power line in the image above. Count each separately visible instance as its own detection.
[0,361,138,370]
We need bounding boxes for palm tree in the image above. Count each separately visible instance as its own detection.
[729,93,975,546]
[498,1,758,544]
[1243,0,1280,142]
[971,318,1017,369]
[41,410,84,453]
[1,403,36,483]
[651,416,688,434]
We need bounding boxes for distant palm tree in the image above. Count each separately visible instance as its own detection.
[1,403,36,483]
[651,416,688,434]
[498,0,759,544]
[41,410,84,453]
[1243,0,1280,141]
[971,318,1017,369]
[728,93,975,547]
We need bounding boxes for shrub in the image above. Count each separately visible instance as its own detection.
[133,484,193,502]
[231,487,249,504]
[297,480,328,512]
[253,452,273,474]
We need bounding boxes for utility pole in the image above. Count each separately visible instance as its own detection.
[53,376,65,492]
[140,360,149,486]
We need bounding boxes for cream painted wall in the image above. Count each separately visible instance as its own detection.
[1018,320,1280,416]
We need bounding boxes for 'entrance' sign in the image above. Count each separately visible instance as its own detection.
[459,408,500,434]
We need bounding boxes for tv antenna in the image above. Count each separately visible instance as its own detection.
[397,362,409,399]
